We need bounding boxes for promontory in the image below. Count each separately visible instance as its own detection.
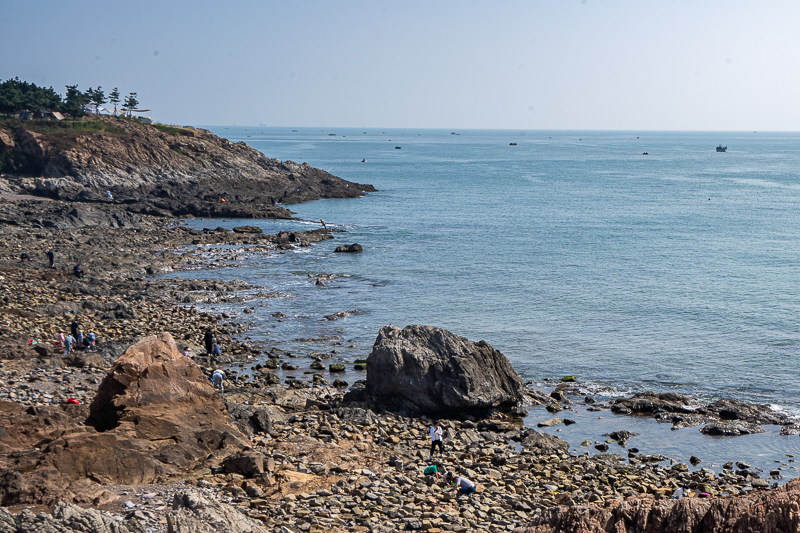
[0,116,376,218]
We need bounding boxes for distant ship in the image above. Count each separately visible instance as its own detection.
[716,145,727,152]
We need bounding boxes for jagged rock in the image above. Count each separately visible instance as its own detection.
[167,490,270,533]
[517,477,800,533]
[365,325,524,417]
[0,501,146,533]
[333,243,363,253]
[700,421,765,436]
[231,225,262,234]
[610,392,698,415]
[704,398,791,425]
[222,451,264,477]
[519,429,569,455]
[225,402,282,438]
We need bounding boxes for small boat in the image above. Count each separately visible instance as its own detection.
[642,152,649,155]
[361,159,367,163]
[716,145,727,152]
[395,146,401,149]
[509,142,517,146]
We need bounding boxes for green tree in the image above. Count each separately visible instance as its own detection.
[123,92,139,117]
[108,87,120,114]
[87,86,106,114]
[0,78,24,116]
[61,84,89,117]
[35,86,62,112]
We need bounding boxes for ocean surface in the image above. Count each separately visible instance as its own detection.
[180,127,800,477]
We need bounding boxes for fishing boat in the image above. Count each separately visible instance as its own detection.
[716,145,727,152]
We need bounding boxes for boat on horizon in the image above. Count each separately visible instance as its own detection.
[716,145,727,152]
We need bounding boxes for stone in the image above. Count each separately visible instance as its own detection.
[223,451,264,477]
[519,429,569,455]
[334,243,363,253]
[365,325,523,417]
[537,417,563,428]
[700,421,765,436]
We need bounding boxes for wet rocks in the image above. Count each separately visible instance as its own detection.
[700,421,765,436]
[365,325,524,417]
[333,243,363,253]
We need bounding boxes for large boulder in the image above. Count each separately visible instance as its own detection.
[86,332,248,448]
[0,333,250,505]
[366,325,524,417]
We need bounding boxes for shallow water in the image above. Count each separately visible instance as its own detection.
[175,126,800,479]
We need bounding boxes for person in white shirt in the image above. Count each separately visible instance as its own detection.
[429,421,445,459]
[445,472,476,496]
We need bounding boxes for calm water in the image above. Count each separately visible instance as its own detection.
[181,127,800,476]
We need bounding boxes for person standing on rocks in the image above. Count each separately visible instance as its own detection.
[70,320,80,340]
[430,421,446,459]
[204,328,214,355]
[46,250,55,268]
[73,264,83,278]
[64,334,75,354]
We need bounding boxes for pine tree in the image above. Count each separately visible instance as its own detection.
[88,86,106,114]
[123,92,139,117]
[61,85,89,117]
[109,87,120,114]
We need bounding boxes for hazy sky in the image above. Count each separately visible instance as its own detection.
[3,1,799,130]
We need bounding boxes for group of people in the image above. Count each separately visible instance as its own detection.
[427,421,477,496]
[204,329,223,356]
[18,250,83,276]
[55,320,96,353]
[203,329,226,392]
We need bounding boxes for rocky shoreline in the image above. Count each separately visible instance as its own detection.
[2,194,800,532]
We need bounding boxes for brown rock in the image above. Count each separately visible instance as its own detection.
[517,478,800,533]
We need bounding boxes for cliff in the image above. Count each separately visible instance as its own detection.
[0,116,376,218]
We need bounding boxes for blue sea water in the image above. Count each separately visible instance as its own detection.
[183,127,800,476]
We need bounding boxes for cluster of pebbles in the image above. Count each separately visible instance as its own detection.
[10,392,779,533]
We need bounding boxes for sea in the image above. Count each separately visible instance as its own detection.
[177,127,800,480]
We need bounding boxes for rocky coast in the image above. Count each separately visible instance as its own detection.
[1,196,800,532]
[2,120,800,532]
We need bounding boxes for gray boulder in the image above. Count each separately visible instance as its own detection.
[366,325,524,417]
[334,243,363,253]
[520,429,570,455]
[168,491,269,533]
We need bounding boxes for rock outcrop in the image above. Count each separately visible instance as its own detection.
[0,333,250,505]
[0,116,376,218]
[167,491,270,533]
[516,477,800,533]
[365,325,524,417]
[0,501,146,533]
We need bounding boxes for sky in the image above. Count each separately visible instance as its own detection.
[2,1,799,131]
